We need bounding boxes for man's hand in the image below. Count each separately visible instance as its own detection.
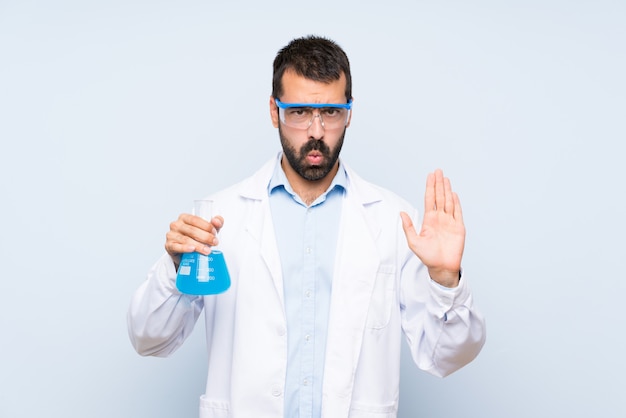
[165,214,224,268]
[401,169,465,288]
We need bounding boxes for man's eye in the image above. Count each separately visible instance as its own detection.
[323,108,343,118]
[287,108,308,116]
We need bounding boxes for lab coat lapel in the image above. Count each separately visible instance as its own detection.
[239,158,285,308]
[322,174,382,417]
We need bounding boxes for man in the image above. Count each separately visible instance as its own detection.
[128,35,486,418]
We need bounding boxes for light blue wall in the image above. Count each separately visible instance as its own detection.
[2,1,625,417]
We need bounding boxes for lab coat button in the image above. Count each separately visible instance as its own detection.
[271,385,282,397]
[277,326,286,336]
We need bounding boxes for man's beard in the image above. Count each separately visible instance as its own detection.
[279,126,345,181]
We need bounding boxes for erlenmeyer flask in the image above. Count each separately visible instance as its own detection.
[176,199,231,295]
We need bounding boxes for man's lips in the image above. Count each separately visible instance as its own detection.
[306,151,323,165]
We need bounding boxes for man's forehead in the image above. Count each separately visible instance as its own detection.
[280,70,347,102]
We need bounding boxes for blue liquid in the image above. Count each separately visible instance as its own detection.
[176,250,231,295]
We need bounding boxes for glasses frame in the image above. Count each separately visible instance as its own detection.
[274,98,353,130]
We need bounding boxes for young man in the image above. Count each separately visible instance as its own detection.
[128,35,486,418]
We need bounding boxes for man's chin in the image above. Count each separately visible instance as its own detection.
[301,166,328,181]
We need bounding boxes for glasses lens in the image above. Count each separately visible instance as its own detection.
[280,107,349,129]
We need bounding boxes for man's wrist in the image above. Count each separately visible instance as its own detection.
[429,269,462,288]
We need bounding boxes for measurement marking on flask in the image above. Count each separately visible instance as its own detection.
[176,250,231,295]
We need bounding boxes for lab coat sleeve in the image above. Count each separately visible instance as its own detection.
[399,218,486,377]
[127,253,204,357]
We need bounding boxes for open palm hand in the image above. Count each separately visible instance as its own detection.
[400,169,465,288]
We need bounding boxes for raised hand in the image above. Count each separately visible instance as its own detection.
[400,169,465,288]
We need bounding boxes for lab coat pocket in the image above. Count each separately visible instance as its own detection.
[199,395,230,418]
[365,264,396,330]
[349,401,397,417]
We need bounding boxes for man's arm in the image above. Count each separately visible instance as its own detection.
[127,211,222,356]
[127,253,204,357]
[399,169,485,376]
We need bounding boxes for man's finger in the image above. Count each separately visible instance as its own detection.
[434,169,445,211]
[444,176,454,214]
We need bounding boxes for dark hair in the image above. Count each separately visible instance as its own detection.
[272,35,352,102]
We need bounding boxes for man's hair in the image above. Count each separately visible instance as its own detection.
[272,35,352,102]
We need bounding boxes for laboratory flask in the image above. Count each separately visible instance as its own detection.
[176,199,231,295]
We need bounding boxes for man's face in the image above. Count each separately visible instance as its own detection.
[270,70,351,182]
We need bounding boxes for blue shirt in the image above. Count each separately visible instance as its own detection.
[268,156,346,418]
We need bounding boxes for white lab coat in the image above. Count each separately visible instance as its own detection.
[128,157,486,418]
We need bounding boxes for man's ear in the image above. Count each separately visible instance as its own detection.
[269,96,279,128]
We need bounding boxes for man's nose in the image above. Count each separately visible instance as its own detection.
[308,113,325,139]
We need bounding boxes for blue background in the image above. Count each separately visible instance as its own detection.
[1,0,625,416]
